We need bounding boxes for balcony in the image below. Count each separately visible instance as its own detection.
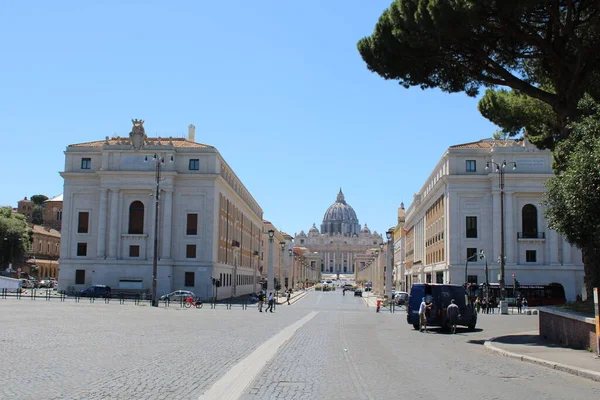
[517,232,545,240]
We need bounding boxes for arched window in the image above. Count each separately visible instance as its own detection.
[128,201,145,234]
[522,204,538,238]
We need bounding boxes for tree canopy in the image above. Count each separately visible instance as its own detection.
[358,0,600,144]
[543,102,600,298]
[0,207,30,268]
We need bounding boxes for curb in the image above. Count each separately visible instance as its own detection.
[484,338,600,383]
[287,290,310,305]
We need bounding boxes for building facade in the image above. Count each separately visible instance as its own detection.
[43,194,63,232]
[403,138,584,301]
[295,189,382,276]
[59,121,263,300]
[24,224,61,279]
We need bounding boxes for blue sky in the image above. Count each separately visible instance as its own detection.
[0,0,498,236]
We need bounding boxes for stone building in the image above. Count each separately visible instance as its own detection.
[295,189,382,276]
[402,138,584,301]
[58,121,263,300]
[24,224,61,279]
[43,194,63,231]
[17,197,34,222]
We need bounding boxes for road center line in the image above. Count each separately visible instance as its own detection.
[198,311,318,400]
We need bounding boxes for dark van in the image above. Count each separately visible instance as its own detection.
[407,284,477,331]
[80,285,112,298]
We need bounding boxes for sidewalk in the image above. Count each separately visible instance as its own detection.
[485,332,600,382]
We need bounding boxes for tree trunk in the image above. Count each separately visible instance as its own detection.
[581,243,600,301]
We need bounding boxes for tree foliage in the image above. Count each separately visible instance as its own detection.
[0,207,30,267]
[543,103,600,298]
[30,195,48,206]
[358,0,600,141]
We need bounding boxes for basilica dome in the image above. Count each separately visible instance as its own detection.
[321,189,361,236]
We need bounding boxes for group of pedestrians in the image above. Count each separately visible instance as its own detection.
[474,296,497,314]
[418,297,461,334]
[256,289,293,313]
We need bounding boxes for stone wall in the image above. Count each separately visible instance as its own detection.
[539,306,597,352]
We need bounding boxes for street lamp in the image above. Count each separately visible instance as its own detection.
[385,230,393,301]
[480,250,489,299]
[288,248,293,289]
[267,230,274,294]
[486,159,517,300]
[464,253,478,285]
[145,152,173,307]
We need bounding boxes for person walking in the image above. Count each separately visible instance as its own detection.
[516,296,522,314]
[418,297,431,332]
[475,297,481,314]
[265,292,275,313]
[446,299,461,334]
[257,291,264,312]
[481,297,487,314]
[286,289,291,305]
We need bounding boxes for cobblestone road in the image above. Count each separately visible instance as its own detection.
[241,291,600,400]
[1,292,599,399]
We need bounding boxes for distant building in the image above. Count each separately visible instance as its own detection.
[295,189,382,276]
[24,224,61,279]
[59,121,263,300]
[43,194,63,232]
[17,197,33,222]
[403,138,584,301]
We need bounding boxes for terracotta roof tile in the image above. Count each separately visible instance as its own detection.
[31,224,61,238]
[68,137,213,149]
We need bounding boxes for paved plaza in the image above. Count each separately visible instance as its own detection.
[0,292,598,399]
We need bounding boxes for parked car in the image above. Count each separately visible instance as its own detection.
[80,285,112,297]
[160,290,196,302]
[394,291,409,306]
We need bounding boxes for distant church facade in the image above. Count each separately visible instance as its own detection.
[295,190,382,274]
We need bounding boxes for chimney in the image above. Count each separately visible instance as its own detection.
[188,124,196,142]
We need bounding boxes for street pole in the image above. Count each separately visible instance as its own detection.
[385,230,393,302]
[486,160,516,302]
[267,230,274,294]
[146,153,173,307]
[151,158,161,308]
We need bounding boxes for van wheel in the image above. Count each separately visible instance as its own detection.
[468,322,476,330]
[413,324,419,330]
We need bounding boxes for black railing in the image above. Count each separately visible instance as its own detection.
[517,232,545,239]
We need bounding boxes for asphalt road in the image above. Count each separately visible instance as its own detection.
[0,291,598,399]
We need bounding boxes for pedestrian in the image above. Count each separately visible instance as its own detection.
[516,296,522,314]
[418,297,431,332]
[475,297,481,314]
[522,297,528,311]
[287,289,291,305]
[481,297,487,314]
[257,291,264,312]
[266,291,275,313]
[446,299,461,334]
[489,297,496,314]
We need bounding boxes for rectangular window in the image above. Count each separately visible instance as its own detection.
[466,216,477,238]
[466,247,478,261]
[129,245,140,257]
[189,159,199,170]
[78,211,89,233]
[186,213,198,235]
[186,244,196,259]
[467,275,478,284]
[56,210,62,221]
[77,243,87,256]
[185,272,195,287]
[75,269,85,284]
[81,158,91,169]
[466,160,476,172]
[526,250,537,262]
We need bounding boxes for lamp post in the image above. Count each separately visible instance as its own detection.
[479,250,489,299]
[464,253,478,285]
[385,230,393,301]
[145,153,173,307]
[267,230,274,294]
[486,160,517,300]
[288,248,293,289]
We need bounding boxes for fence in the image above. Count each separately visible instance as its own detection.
[0,288,255,310]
